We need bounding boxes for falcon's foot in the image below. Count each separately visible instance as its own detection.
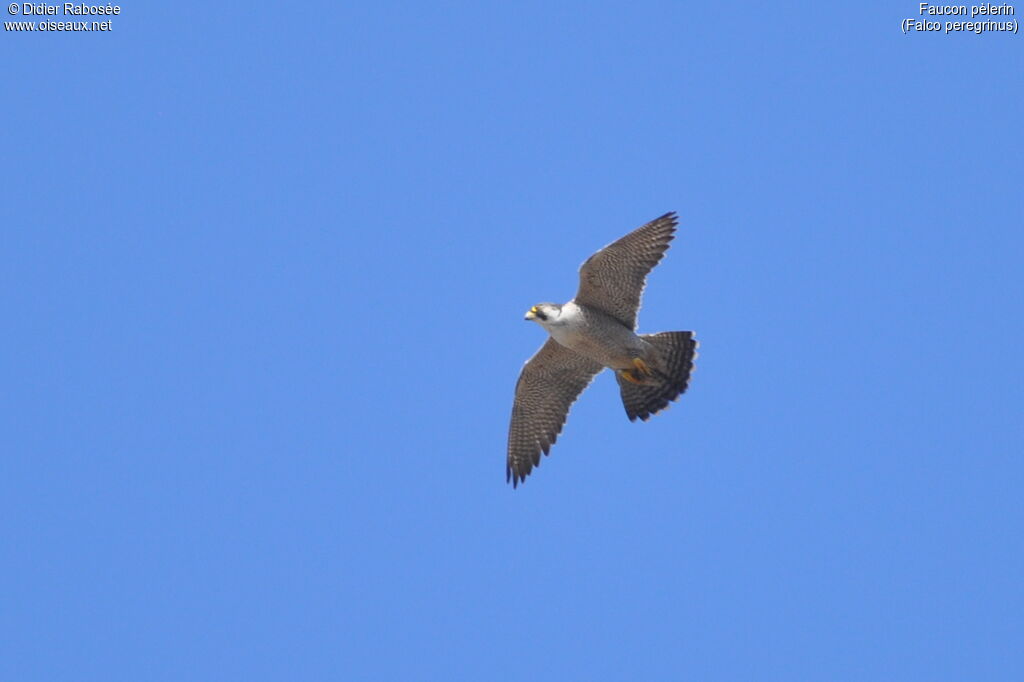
[619,357,654,384]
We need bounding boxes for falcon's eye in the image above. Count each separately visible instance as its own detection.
[535,310,547,320]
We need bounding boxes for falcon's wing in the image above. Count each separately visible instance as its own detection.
[507,338,604,487]
[574,212,677,329]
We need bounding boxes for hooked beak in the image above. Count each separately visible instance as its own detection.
[524,306,537,321]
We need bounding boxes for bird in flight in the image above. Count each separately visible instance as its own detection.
[507,212,698,487]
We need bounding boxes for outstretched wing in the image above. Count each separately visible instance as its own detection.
[574,212,677,329]
[507,338,604,487]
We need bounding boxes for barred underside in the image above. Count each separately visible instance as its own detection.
[507,338,604,487]
[616,331,698,422]
[575,212,677,330]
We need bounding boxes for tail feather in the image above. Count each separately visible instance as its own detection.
[617,331,697,422]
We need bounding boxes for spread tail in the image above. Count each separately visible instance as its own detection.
[616,331,698,422]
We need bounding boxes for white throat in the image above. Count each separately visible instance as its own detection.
[539,301,583,339]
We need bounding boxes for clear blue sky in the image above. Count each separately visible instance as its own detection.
[3,3,1022,680]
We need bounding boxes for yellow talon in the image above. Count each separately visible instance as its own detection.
[619,358,653,384]
[632,357,652,378]
[619,369,643,384]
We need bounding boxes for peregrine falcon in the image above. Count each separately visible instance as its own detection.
[507,212,698,487]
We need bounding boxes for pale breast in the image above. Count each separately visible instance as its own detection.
[548,303,644,369]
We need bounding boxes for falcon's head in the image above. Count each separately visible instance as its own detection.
[524,303,562,324]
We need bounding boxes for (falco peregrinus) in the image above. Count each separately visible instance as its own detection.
[507,212,698,487]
